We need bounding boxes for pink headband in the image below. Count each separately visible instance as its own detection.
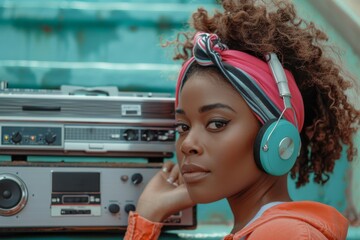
[175,32,304,131]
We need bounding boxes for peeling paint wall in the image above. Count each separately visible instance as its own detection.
[0,0,359,239]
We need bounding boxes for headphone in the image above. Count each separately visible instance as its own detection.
[253,53,301,176]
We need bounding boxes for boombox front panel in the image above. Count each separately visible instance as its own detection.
[0,162,195,231]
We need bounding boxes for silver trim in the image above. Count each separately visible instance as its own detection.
[278,137,294,160]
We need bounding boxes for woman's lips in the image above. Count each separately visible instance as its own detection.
[182,172,210,183]
[181,163,210,184]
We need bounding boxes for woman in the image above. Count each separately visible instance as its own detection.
[124,0,360,239]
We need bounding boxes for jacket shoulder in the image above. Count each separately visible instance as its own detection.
[246,218,328,240]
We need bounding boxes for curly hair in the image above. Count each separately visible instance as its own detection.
[168,0,360,187]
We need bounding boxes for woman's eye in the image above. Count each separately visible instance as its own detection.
[206,120,230,131]
[175,123,190,134]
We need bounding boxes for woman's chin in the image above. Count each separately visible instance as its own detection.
[187,190,222,204]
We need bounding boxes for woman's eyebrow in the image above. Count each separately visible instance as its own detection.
[175,103,236,115]
[199,103,236,113]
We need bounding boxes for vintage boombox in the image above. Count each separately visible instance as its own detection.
[0,84,196,233]
[0,84,176,161]
[0,161,196,232]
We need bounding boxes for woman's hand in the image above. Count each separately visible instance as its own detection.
[135,161,194,222]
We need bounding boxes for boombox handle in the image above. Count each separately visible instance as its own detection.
[61,85,119,96]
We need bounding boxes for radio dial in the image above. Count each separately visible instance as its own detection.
[11,132,22,144]
[108,203,120,214]
[141,130,157,141]
[45,133,56,144]
[124,204,136,214]
[131,173,143,185]
[123,129,138,141]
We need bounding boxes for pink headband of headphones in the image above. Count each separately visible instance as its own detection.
[175,32,304,131]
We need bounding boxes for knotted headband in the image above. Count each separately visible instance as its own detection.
[175,32,304,131]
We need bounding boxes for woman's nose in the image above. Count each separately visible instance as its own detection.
[180,131,203,156]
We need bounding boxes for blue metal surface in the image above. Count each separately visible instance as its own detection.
[0,0,218,92]
[0,0,359,239]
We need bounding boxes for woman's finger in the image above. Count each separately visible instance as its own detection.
[161,161,178,186]
[162,160,175,173]
[167,164,181,186]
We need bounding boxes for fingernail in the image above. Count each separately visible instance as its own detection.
[172,182,179,187]
[167,177,174,184]
[162,167,168,172]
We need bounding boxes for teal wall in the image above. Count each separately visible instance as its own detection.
[1,0,359,239]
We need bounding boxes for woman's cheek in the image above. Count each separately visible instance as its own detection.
[175,142,184,165]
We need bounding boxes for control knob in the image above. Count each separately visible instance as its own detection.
[124,204,136,214]
[108,203,120,214]
[123,129,138,141]
[45,132,56,144]
[11,132,22,144]
[131,173,143,185]
[141,130,157,141]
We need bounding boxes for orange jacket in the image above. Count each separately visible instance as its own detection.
[124,212,163,240]
[124,201,348,240]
